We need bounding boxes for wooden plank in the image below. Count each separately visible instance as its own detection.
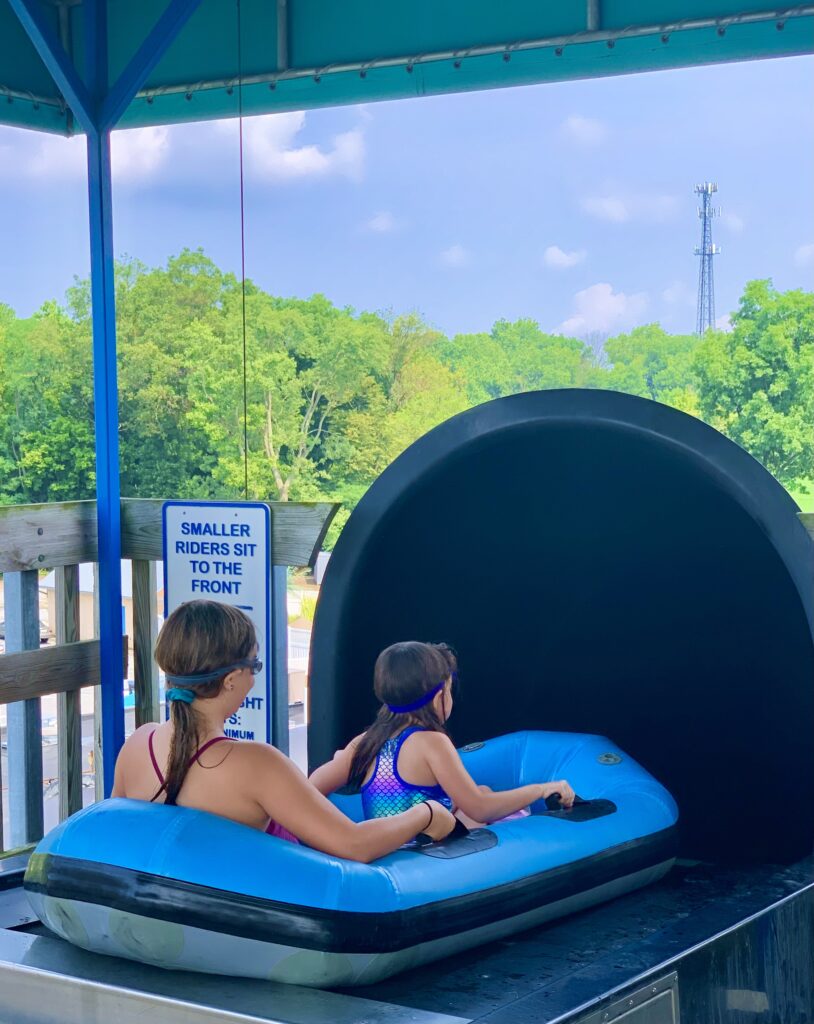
[55,565,84,820]
[800,512,814,541]
[92,564,103,804]
[271,565,289,755]
[0,499,339,571]
[0,638,128,704]
[132,559,160,726]
[0,501,97,572]
[3,571,44,846]
[122,498,338,567]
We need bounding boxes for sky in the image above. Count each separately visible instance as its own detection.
[0,53,811,339]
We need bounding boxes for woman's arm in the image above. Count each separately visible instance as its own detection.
[111,746,127,798]
[422,734,573,820]
[308,737,359,796]
[250,745,454,862]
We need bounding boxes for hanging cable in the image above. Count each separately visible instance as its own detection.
[236,0,250,501]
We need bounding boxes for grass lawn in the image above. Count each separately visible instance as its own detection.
[787,479,814,512]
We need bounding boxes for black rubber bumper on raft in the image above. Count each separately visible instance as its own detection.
[308,389,814,864]
[25,826,676,953]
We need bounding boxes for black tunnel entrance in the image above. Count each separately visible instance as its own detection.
[309,390,814,863]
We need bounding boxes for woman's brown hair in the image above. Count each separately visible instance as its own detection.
[348,641,458,788]
[153,600,256,805]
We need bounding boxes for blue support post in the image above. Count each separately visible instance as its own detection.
[4,572,44,846]
[86,126,125,795]
[85,1,124,795]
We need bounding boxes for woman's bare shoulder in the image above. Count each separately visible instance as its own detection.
[231,740,293,767]
[123,722,158,750]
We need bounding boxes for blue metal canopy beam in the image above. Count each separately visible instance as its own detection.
[6,0,94,133]
[100,0,203,130]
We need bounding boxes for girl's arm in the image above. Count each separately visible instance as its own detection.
[308,737,360,796]
[250,745,454,862]
[422,733,573,820]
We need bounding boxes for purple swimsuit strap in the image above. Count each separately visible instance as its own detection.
[148,730,234,787]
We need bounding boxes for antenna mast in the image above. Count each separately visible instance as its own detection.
[694,182,721,335]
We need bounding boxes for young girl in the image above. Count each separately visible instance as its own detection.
[112,601,455,861]
[309,641,575,826]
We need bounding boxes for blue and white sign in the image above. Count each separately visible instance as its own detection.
[162,501,272,744]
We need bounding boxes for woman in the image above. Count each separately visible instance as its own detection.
[112,600,455,861]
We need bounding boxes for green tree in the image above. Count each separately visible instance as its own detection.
[434,318,597,405]
[602,324,700,414]
[694,280,814,488]
[0,303,95,503]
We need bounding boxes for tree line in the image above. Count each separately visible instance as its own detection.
[1,250,811,543]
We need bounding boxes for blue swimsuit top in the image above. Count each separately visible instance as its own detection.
[360,726,454,819]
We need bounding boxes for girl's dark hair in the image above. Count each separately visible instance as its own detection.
[152,600,256,805]
[348,641,458,789]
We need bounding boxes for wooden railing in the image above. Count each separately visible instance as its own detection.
[0,498,336,853]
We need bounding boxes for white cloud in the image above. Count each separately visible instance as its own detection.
[581,192,678,224]
[112,126,170,182]
[25,134,85,180]
[364,211,397,233]
[720,212,745,233]
[0,111,367,190]
[715,314,733,332]
[558,282,648,336]
[0,125,170,184]
[795,242,814,266]
[440,244,471,268]
[242,112,365,183]
[581,195,629,223]
[562,115,608,146]
[662,280,695,307]
[543,245,585,269]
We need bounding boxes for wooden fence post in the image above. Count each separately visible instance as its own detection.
[132,559,159,726]
[92,563,104,803]
[271,564,289,755]
[4,571,44,846]
[56,565,83,820]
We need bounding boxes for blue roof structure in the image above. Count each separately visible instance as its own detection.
[2,2,812,135]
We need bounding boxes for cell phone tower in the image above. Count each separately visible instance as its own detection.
[694,182,721,335]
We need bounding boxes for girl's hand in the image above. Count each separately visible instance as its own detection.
[538,780,576,808]
[422,800,456,841]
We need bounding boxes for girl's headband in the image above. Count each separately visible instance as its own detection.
[387,679,446,714]
[164,657,262,688]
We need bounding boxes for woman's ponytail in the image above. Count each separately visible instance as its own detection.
[151,601,256,804]
[156,700,201,805]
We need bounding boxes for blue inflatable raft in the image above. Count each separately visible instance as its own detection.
[24,731,677,987]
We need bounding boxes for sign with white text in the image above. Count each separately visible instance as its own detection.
[162,501,272,744]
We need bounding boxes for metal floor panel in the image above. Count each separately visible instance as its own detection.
[340,859,814,1022]
[0,929,469,1024]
